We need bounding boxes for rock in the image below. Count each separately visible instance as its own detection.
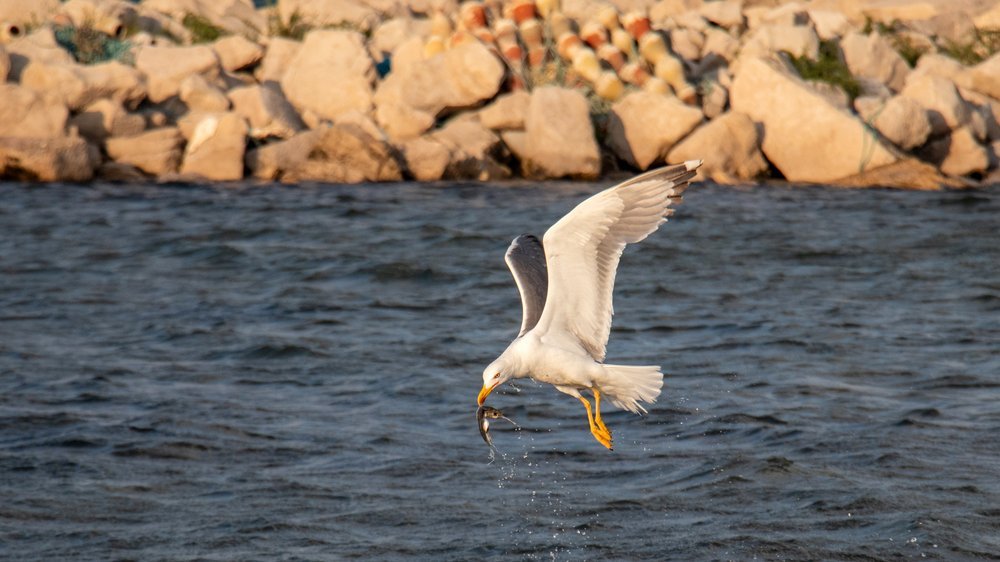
[607,91,703,170]
[740,24,819,61]
[179,113,248,181]
[862,1,940,23]
[0,46,9,82]
[371,17,432,59]
[212,35,264,72]
[4,27,75,81]
[807,9,851,40]
[282,123,403,183]
[920,126,989,177]
[699,0,743,29]
[911,53,968,85]
[668,28,704,62]
[69,98,146,144]
[135,45,220,103]
[227,84,304,140]
[399,136,450,181]
[106,127,185,176]
[0,135,98,182]
[277,0,380,33]
[854,95,932,151]
[500,130,527,163]
[523,86,601,179]
[754,2,810,27]
[900,73,971,136]
[479,91,530,130]
[430,119,511,180]
[179,74,230,112]
[0,0,60,29]
[19,48,145,112]
[649,0,704,25]
[244,129,323,180]
[701,77,729,118]
[374,42,504,139]
[701,28,740,63]
[96,162,148,182]
[142,0,265,37]
[911,12,976,46]
[975,2,1000,28]
[255,38,301,84]
[245,129,324,180]
[281,30,375,121]
[807,81,850,108]
[840,32,910,92]
[966,53,1000,102]
[731,57,898,183]
[667,111,767,183]
[0,84,67,138]
[835,158,963,190]
[59,0,138,37]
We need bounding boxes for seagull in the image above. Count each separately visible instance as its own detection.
[477,160,702,450]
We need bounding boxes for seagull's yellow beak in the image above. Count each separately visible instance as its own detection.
[477,383,496,406]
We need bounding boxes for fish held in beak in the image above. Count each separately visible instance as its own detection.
[477,405,515,448]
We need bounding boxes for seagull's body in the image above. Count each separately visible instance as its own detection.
[477,161,702,449]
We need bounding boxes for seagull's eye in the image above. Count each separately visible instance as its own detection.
[493,372,500,380]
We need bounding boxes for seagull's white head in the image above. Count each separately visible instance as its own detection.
[478,357,514,406]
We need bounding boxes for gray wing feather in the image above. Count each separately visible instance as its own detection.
[504,234,548,336]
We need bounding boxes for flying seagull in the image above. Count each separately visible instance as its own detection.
[477,161,702,450]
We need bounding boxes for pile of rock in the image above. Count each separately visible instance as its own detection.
[1,0,999,188]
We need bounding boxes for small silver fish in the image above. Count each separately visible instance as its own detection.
[477,405,515,447]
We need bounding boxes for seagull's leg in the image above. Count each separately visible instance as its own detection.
[575,395,613,450]
[592,388,613,444]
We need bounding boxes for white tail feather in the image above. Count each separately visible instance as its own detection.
[599,364,663,414]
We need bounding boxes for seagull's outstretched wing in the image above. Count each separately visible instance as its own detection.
[505,234,548,336]
[534,161,701,361]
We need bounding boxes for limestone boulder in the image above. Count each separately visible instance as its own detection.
[141,0,264,37]
[0,46,10,82]
[135,45,220,103]
[58,0,138,37]
[479,91,530,130]
[430,119,511,180]
[731,57,898,182]
[911,53,968,85]
[854,95,932,151]
[740,24,819,61]
[0,0,60,29]
[0,84,67,138]
[277,0,380,33]
[281,123,403,183]
[371,17,432,60]
[901,74,972,136]
[69,99,146,144]
[607,91,703,170]
[227,84,304,140]
[840,32,910,92]
[807,9,851,40]
[919,126,989,177]
[667,111,767,183]
[180,74,230,112]
[106,127,185,176]
[835,158,963,190]
[179,113,249,181]
[245,129,323,180]
[255,38,301,84]
[701,28,740,63]
[669,28,705,63]
[0,135,98,182]
[523,86,601,179]
[700,0,743,29]
[4,27,75,81]
[966,53,1000,102]
[399,136,450,181]
[281,30,375,121]
[212,35,264,72]
[374,42,504,140]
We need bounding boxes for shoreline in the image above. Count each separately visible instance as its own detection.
[2,0,1000,190]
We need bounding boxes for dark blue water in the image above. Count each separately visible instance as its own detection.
[1,180,998,561]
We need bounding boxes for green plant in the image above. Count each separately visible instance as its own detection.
[54,24,133,64]
[940,27,1000,65]
[785,40,860,101]
[182,13,226,43]
[267,8,309,40]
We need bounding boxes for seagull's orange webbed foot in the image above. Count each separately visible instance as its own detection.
[577,394,613,450]
[592,388,613,447]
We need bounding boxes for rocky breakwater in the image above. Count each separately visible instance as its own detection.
[1,0,1000,188]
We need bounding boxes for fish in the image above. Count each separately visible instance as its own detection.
[477,405,516,447]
